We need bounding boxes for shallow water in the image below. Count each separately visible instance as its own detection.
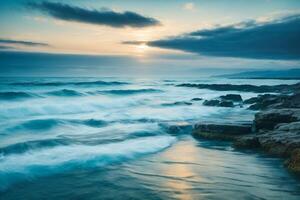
[0,77,299,199]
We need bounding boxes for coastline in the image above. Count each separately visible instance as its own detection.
[175,82,300,174]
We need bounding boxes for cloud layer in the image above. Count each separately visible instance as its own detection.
[0,39,49,46]
[147,15,300,60]
[28,1,160,28]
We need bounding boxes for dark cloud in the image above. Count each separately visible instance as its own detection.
[27,1,160,28]
[146,15,300,60]
[189,20,256,37]
[0,39,49,46]
[122,41,147,45]
[0,45,15,50]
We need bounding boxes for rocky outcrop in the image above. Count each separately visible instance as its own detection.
[254,109,300,131]
[203,99,234,107]
[202,94,244,107]
[193,123,252,140]
[220,94,243,102]
[245,93,300,110]
[160,121,192,135]
[177,82,300,93]
[189,82,300,173]
[285,149,300,173]
[192,107,300,173]
[234,110,300,173]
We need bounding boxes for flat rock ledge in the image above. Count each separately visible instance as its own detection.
[192,123,252,140]
[192,108,300,174]
[235,109,300,174]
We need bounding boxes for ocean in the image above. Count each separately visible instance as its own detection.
[0,77,300,199]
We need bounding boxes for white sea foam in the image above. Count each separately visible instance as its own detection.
[0,136,176,174]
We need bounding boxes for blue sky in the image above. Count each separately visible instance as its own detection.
[0,0,300,76]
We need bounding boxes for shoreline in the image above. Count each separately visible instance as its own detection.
[174,82,300,174]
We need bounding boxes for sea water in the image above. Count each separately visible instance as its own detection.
[0,77,299,199]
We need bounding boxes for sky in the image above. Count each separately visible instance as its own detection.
[0,0,300,76]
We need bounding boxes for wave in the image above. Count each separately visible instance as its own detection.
[97,88,162,95]
[0,139,70,156]
[18,119,62,131]
[80,119,107,127]
[7,118,108,133]
[10,80,128,87]
[46,89,84,97]
[161,101,193,106]
[0,136,175,190]
[0,92,36,100]
[74,81,127,86]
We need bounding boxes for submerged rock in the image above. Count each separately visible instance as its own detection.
[203,99,220,106]
[162,101,192,106]
[191,97,203,101]
[203,99,234,107]
[160,121,192,135]
[220,94,243,102]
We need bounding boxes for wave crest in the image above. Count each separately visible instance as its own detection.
[0,92,35,100]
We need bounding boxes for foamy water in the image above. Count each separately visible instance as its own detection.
[0,77,299,199]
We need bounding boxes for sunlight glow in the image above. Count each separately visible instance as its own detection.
[137,43,149,53]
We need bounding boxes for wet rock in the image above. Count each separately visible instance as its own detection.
[245,94,279,110]
[173,101,192,106]
[203,99,234,107]
[160,121,192,134]
[193,123,252,140]
[203,99,220,106]
[245,93,300,110]
[271,93,300,109]
[220,94,242,102]
[191,98,203,101]
[234,120,300,173]
[285,149,300,173]
[234,135,260,149]
[243,97,259,104]
[219,100,234,107]
[177,83,300,93]
[254,109,300,131]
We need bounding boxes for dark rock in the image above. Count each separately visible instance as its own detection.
[219,100,234,107]
[245,93,300,110]
[254,109,300,131]
[174,101,192,106]
[177,82,300,93]
[191,98,203,101]
[234,136,260,149]
[285,149,300,173]
[193,123,252,140]
[220,94,242,102]
[271,93,300,109]
[247,94,281,110]
[203,99,220,106]
[243,97,259,104]
[203,99,234,107]
[254,122,300,157]
[160,122,192,135]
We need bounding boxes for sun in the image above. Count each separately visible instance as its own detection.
[136,43,149,53]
